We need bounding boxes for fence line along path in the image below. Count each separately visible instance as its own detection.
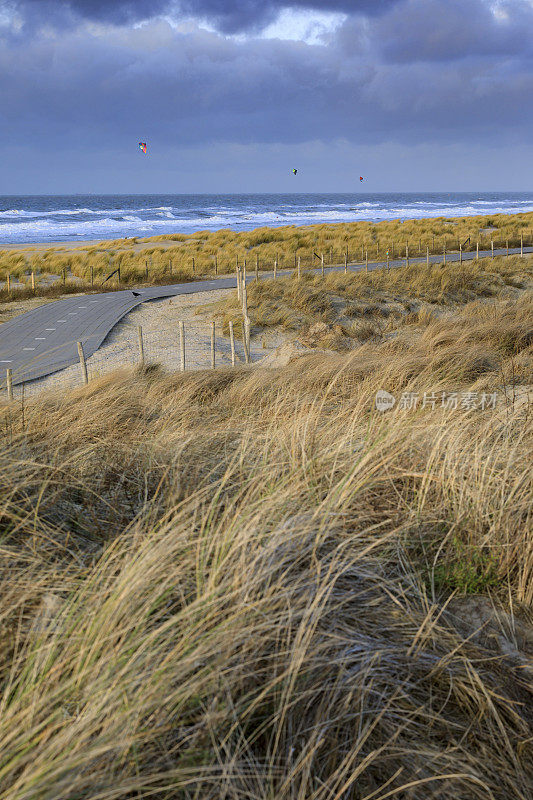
[0,278,235,386]
[0,244,530,389]
[16,319,251,398]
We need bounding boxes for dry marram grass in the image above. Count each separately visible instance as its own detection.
[0,278,532,798]
[1,210,532,291]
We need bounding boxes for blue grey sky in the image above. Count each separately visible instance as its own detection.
[1,0,532,193]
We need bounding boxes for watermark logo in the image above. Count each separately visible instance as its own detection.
[375,389,396,412]
[375,390,499,412]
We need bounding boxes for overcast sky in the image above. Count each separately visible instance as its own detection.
[1,0,532,194]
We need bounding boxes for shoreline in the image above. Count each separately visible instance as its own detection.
[1,208,533,252]
[1,212,531,291]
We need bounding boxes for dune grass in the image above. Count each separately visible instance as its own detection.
[206,253,533,347]
[0,284,531,799]
[1,210,532,289]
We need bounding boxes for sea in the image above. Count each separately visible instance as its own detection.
[0,192,532,245]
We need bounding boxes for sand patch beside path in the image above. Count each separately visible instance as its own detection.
[20,288,278,397]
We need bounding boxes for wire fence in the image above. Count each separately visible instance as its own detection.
[1,240,532,401]
[1,231,532,292]
[1,315,259,400]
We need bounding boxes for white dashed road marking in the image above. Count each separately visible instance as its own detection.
[57,319,67,322]
[23,347,36,351]
[0,360,12,363]
[45,328,56,331]
[68,312,77,316]
[35,337,46,340]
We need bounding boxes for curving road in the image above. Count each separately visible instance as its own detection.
[0,246,530,387]
[0,278,235,385]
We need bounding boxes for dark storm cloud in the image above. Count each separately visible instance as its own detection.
[15,0,401,32]
[17,0,171,26]
[177,1,400,32]
[1,0,531,163]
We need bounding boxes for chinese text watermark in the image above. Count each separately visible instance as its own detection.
[375,390,499,412]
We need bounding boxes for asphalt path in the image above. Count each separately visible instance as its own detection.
[0,246,530,387]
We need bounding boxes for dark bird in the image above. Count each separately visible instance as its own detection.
[132,291,142,297]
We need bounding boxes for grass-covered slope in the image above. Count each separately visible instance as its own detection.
[207,253,533,347]
[0,283,531,798]
[1,210,532,290]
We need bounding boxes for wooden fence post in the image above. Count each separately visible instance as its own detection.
[520,234,523,257]
[6,274,10,292]
[192,257,195,274]
[245,317,251,364]
[297,256,301,280]
[31,272,35,291]
[211,322,216,369]
[274,256,278,279]
[77,342,88,385]
[459,243,463,264]
[344,252,348,274]
[229,321,235,366]
[243,317,251,364]
[386,250,390,272]
[491,239,494,258]
[237,266,241,302]
[242,281,248,319]
[243,261,247,288]
[321,253,324,277]
[506,239,509,256]
[476,241,479,260]
[20,382,25,430]
[137,326,144,365]
[6,368,13,401]
[63,268,66,286]
[179,321,185,371]
[426,246,429,267]
[443,243,446,264]
[365,250,368,272]
[405,244,409,268]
